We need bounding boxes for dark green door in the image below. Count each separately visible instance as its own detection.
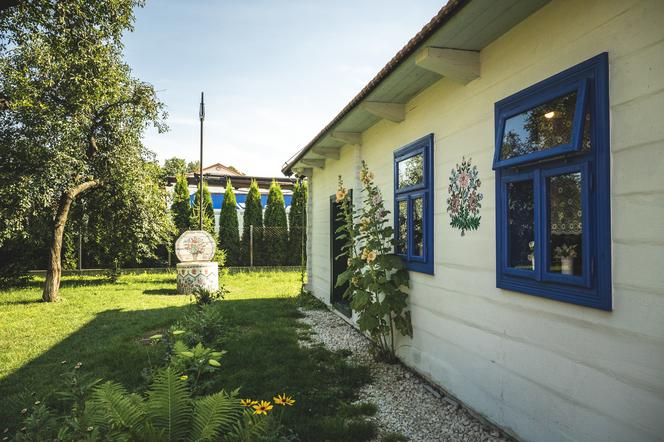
[330,193,351,317]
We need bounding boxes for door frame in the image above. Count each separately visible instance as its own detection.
[329,191,352,317]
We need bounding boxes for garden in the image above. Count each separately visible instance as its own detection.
[0,271,379,440]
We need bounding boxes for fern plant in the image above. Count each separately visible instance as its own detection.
[87,367,242,441]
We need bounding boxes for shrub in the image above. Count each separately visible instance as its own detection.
[191,286,227,306]
[190,180,215,235]
[288,180,307,266]
[241,180,263,266]
[218,180,240,266]
[336,162,412,362]
[172,173,192,234]
[263,180,288,266]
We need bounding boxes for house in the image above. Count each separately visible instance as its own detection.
[166,163,294,231]
[281,0,664,440]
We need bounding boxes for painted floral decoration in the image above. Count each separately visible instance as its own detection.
[446,157,483,236]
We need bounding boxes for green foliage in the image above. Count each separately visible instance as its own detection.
[162,157,188,178]
[263,181,288,266]
[190,181,215,236]
[0,0,170,294]
[241,180,263,266]
[187,160,200,173]
[169,340,226,395]
[191,286,227,307]
[336,162,412,361]
[218,180,241,266]
[288,180,308,266]
[172,173,192,234]
[172,302,226,347]
[83,160,175,270]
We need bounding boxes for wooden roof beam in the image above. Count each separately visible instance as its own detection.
[301,158,325,169]
[330,131,362,146]
[311,145,340,160]
[415,47,480,85]
[359,101,405,123]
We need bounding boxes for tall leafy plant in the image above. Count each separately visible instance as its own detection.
[218,180,240,265]
[336,162,412,361]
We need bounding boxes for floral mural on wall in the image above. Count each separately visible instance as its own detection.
[447,157,483,236]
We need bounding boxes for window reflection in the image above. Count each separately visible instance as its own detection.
[412,198,423,257]
[398,154,424,188]
[397,200,408,255]
[501,91,578,160]
[549,172,583,276]
[507,180,535,270]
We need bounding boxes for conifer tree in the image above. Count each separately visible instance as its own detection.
[218,179,240,265]
[190,181,215,236]
[263,180,288,265]
[288,180,308,265]
[241,180,263,266]
[171,174,191,234]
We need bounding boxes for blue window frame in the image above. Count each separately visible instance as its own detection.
[493,53,611,310]
[394,134,434,274]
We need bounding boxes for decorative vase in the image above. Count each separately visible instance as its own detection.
[561,256,574,275]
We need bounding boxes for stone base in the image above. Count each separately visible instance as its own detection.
[176,262,219,295]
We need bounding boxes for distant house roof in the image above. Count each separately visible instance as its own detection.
[198,163,245,176]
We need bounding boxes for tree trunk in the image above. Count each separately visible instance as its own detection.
[43,180,99,302]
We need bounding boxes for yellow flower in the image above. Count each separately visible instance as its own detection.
[240,399,258,407]
[253,400,273,415]
[366,251,377,263]
[335,188,347,203]
[179,375,188,381]
[273,394,295,406]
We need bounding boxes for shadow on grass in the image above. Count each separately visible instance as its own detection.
[0,304,191,426]
[142,288,179,296]
[1,296,376,441]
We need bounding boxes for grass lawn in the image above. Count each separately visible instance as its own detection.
[0,271,376,440]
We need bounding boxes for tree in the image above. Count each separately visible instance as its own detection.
[217,179,240,265]
[288,180,308,265]
[0,0,168,301]
[187,160,200,173]
[162,157,187,178]
[190,181,215,236]
[241,179,263,266]
[263,180,288,266]
[171,173,191,234]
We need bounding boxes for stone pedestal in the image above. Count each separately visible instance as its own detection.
[176,262,219,294]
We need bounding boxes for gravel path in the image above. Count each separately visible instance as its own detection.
[298,307,511,442]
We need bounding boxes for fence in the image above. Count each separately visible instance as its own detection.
[242,225,305,268]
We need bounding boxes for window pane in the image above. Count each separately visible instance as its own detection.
[501,91,578,160]
[548,172,583,276]
[396,200,408,255]
[507,180,535,270]
[412,197,424,257]
[398,154,424,188]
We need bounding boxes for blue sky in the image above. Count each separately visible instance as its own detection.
[123,0,445,176]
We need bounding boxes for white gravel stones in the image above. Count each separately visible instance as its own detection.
[298,307,511,442]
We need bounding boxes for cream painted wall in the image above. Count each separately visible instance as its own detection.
[306,0,664,440]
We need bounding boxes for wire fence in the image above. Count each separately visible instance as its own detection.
[242,225,305,268]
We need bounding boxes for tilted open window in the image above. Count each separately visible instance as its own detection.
[394,134,434,274]
[493,53,612,310]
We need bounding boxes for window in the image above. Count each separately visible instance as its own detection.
[493,53,611,310]
[394,134,434,274]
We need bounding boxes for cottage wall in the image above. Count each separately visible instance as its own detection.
[306,0,664,440]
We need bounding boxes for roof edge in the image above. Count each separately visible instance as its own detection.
[282,0,469,175]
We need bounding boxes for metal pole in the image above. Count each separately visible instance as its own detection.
[249,224,254,268]
[78,230,82,272]
[199,92,205,230]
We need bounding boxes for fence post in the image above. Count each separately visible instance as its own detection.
[249,224,254,268]
[78,230,83,272]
